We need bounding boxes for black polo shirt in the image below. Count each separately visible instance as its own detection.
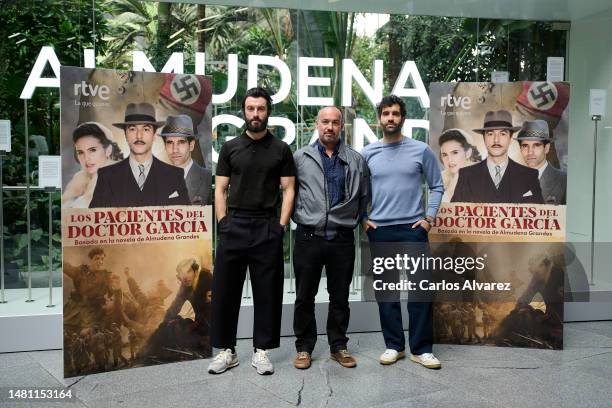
[216,130,296,211]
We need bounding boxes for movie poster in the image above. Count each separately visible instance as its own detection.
[428,81,569,349]
[60,67,214,376]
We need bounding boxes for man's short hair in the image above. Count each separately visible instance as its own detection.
[376,95,406,118]
[241,87,273,113]
[88,247,105,259]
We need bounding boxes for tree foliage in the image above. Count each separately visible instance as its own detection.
[0,0,108,280]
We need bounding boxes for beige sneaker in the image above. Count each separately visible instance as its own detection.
[379,349,406,365]
[410,353,441,369]
[252,349,274,375]
[208,348,239,374]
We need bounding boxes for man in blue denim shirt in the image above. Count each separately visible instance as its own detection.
[362,95,444,369]
[317,137,345,239]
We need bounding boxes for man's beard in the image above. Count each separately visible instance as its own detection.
[382,123,401,136]
[246,116,268,132]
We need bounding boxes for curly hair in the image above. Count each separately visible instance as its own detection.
[376,95,406,118]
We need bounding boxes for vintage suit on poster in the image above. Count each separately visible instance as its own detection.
[89,156,190,208]
[450,159,544,204]
[540,164,566,205]
[186,161,212,205]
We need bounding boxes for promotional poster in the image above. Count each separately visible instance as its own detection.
[428,81,569,349]
[60,67,214,377]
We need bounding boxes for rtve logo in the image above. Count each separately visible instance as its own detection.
[440,94,471,109]
[73,81,110,100]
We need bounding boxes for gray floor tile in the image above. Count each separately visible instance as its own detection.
[562,348,612,367]
[0,399,86,408]
[0,401,86,408]
[568,321,612,339]
[24,349,84,387]
[515,366,612,408]
[68,357,220,402]
[563,324,612,348]
[84,375,292,408]
[442,368,560,407]
[229,349,446,408]
[0,351,35,369]
[2,321,612,408]
[376,388,496,408]
[0,363,64,388]
[503,346,605,365]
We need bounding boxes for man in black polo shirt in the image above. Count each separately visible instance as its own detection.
[208,88,296,376]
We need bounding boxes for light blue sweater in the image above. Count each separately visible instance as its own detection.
[362,137,444,226]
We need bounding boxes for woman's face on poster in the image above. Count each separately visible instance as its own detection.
[440,140,470,175]
[75,135,111,175]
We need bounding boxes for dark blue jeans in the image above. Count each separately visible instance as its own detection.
[367,224,433,355]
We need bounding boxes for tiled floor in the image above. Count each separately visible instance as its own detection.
[1,322,612,407]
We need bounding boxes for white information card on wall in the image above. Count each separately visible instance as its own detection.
[589,89,607,117]
[491,71,509,83]
[38,155,61,189]
[546,57,565,81]
[0,120,10,152]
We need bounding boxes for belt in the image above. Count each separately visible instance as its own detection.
[296,224,354,235]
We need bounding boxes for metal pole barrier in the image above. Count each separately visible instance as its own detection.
[350,228,358,295]
[589,115,601,285]
[242,267,251,299]
[0,150,6,303]
[356,229,362,291]
[24,100,34,303]
[356,226,362,291]
[46,187,55,308]
[243,269,251,299]
[287,228,295,294]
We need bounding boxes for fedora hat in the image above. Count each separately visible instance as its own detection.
[112,102,165,129]
[472,110,521,134]
[159,114,195,138]
[515,119,551,143]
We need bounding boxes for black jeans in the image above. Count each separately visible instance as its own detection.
[211,212,284,350]
[293,225,355,353]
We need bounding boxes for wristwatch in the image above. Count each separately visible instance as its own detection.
[280,223,289,233]
[424,216,434,227]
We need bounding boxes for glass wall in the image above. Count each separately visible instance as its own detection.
[0,1,569,302]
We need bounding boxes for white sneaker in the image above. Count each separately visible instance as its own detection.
[251,349,274,375]
[208,348,239,374]
[410,352,441,369]
[379,349,406,365]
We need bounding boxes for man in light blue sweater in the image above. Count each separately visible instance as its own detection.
[362,95,444,369]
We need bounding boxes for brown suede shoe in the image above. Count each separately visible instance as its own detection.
[294,352,312,369]
[330,350,357,368]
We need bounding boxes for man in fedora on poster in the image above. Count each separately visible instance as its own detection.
[451,110,543,204]
[89,102,190,208]
[160,114,212,205]
[516,120,566,205]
